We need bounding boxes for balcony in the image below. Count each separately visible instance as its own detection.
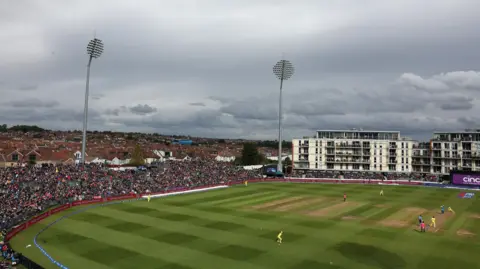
[388,144,397,149]
[336,143,362,148]
[299,143,309,148]
[332,159,369,163]
[412,153,429,157]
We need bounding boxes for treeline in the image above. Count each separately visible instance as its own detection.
[237,142,291,167]
[257,140,292,149]
[0,124,46,133]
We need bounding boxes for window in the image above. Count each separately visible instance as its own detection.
[327,164,334,169]
[402,150,404,156]
[374,164,377,169]
[380,165,382,170]
[374,157,377,163]
[315,163,318,168]
[402,142,404,148]
[29,154,36,161]
[12,154,18,161]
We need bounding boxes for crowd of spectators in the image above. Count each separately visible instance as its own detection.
[290,170,440,182]
[0,160,262,267]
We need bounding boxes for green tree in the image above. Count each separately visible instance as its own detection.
[8,125,45,133]
[129,144,145,166]
[240,143,262,165]
[0,124,7,132]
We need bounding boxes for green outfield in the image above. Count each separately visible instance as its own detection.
[10,183,480,269]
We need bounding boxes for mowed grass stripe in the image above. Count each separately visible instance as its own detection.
[205,191,276,206]
[79,207,342,261]
[105,201,363,246]
[164,188,261,206]
[271,197,327,212]
[34,237,113,269]
[332,203,376,219]
[362,204,404,223]
[39,226,175,269]
[251,196,304,210]
[50,217,266,269]
[225,192,291,208]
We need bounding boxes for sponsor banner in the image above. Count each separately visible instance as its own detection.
[106,194,136,201]
[458,192,475,199]
[285,178,423,186]
[50,203,71,214]
[143,185,229,199]
[72,198,102,206]
[27,211,51,227]
[5,223,26,241]
[452,173,480,186]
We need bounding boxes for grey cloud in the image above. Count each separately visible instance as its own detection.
[208,96,231,104]
[189,102,206,107]
[129,104,157,115]
[2,1,480,140]
[8,98,59,108]
[440,103,473,111]
[92,94,104,100]
[18,85,38,91]
[220,98,278,121]
[105,106,127,116]
[0,107,102,124]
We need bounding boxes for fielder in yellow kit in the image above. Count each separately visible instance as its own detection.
[430,216,436,228]
[380,189,384,196]
[244,180,248,187]
[147,194,151,202]
[277,231,283,244]
[448,207,455,213]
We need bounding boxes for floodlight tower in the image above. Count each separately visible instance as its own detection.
[272,60,294,174]
[81,38,104,165]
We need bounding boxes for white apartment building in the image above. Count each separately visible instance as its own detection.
[412,130,480,174]
[292,129,414,173]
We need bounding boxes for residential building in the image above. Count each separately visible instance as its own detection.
[292,129,415,173]
[413,130,480,174]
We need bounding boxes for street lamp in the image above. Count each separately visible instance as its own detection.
[273,59,294,174]
[81,38,104,165]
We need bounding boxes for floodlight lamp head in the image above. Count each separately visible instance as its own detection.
[87,38,104,58]
[273,60,294,80]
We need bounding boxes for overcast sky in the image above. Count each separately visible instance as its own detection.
[1,0,480,141]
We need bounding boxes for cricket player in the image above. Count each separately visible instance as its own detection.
[448,206,455,213]
[244,180,248,187]
[147,194,151,203]
[343,193,347,202]
[380,189,384,196]
[277,231,283,244]
[430,216,436,228]
[441,205,445,214]
[421,221,426,232]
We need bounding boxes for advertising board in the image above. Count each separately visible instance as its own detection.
[452,172,480,186]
